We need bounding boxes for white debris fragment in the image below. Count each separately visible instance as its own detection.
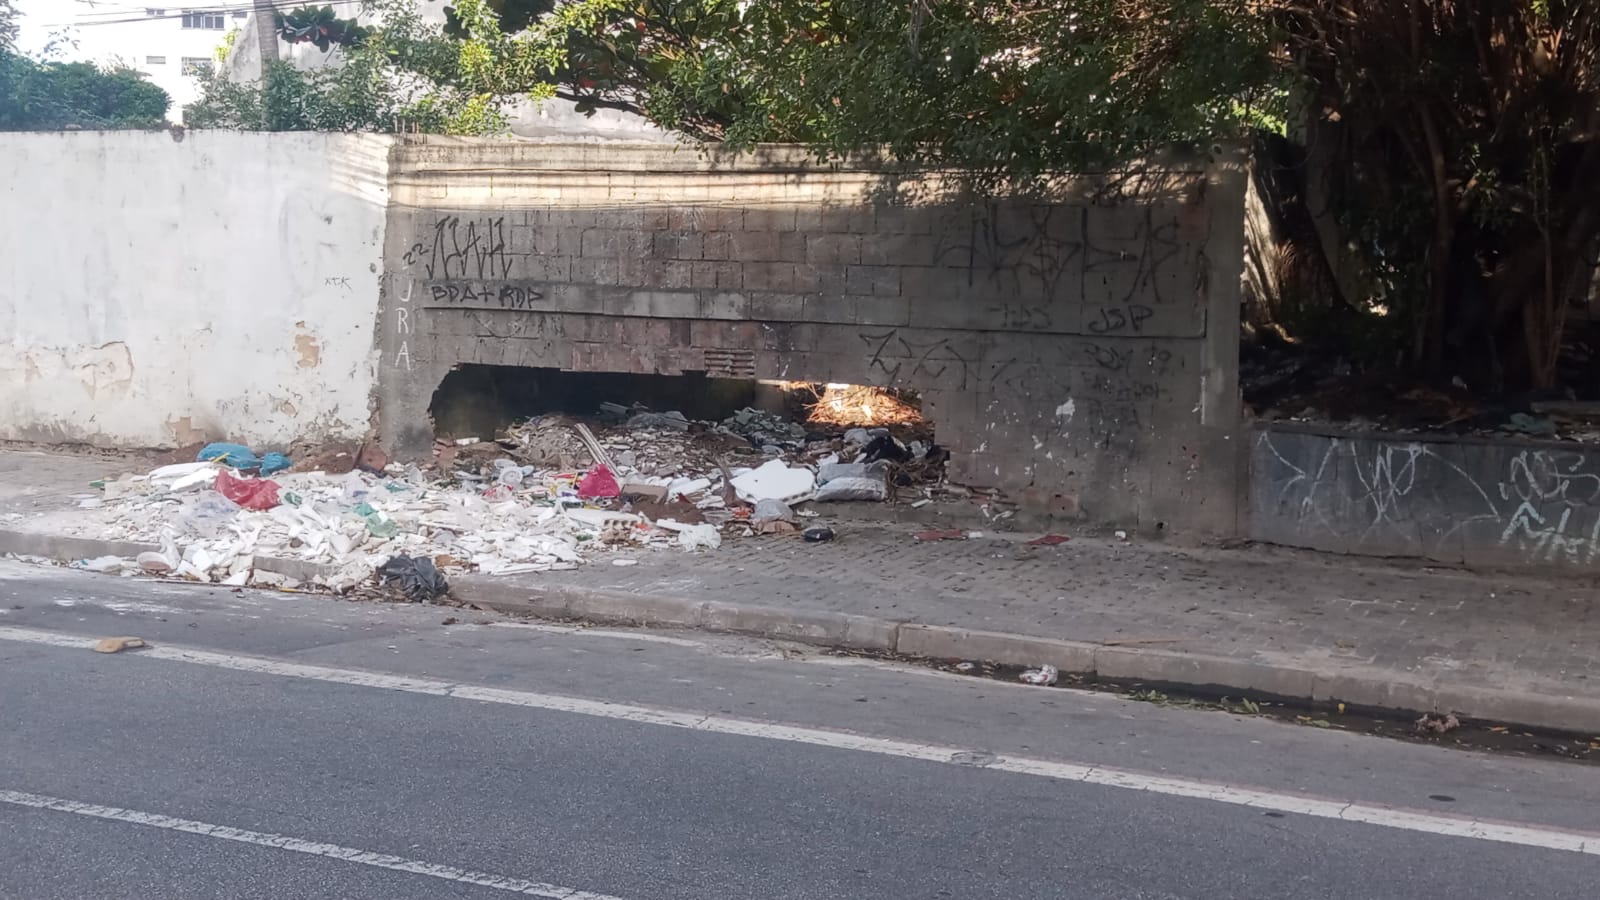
[730,459,817,504]
[675,524,723,551]
[1019,664,1059,686]
[135,551,174,574]
[76,555,129,574]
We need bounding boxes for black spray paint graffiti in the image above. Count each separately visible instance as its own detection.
[1082,206,1188,307]
[404,216,512,281]
[932,206,1079,317]
[931,204,1198,331]
[859,329,1170,452]
[1086,304,1155,334]
[428,283,545,310]
[859,330,1015,394]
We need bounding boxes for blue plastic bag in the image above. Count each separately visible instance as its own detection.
[197,443,292,474]
[198,442,259,469]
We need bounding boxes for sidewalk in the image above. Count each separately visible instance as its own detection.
[7,447,1600,732]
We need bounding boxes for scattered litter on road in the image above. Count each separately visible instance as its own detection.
[1114,530,1130,541]
[94,636,147,653]
[814,462,889,502]
[1026,534,1071,547]
[731,460,816,504]
[576,465,621,500]
[916,529,968,542]
[1415,712,1461,735]
[198,442,292,475]
[377,554,450,603]
[751,498,799,535]
[31,397,998,596]
[673,522,723,551]
[74,555,130,575]
[1019,664,1059,686]
[216,470,282,511]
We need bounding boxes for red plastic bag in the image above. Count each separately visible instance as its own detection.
[576,465,620,500]
[216,469,282,511]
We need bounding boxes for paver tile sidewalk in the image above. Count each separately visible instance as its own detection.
[528,521,1600,705]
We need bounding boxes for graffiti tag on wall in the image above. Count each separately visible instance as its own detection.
[1253,430,1600,568]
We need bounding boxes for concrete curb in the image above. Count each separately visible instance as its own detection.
[0,530,336,582]
[455,575,1600,736]
[9,529,1600,735]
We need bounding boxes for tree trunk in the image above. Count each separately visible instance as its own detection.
[253,0,278,74]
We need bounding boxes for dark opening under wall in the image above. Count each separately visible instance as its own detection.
[428,364,929,444]
[428,365,776,439]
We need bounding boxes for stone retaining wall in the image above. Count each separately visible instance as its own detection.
[376,139,1247,533]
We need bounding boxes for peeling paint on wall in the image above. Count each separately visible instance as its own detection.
[293,325,323,369]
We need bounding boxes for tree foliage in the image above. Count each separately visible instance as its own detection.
[276,4,372,52]
[0,51,171,129]
[424,0,1281,178]
[0,0,19,52]
[1276,0,1600,389]
[186,4,502,134]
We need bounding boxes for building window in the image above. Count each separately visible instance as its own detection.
[146,55,166,65]
[233,10,248,17]
[145,8,165,16]
[181,57,213,77]
[181,10,226,29]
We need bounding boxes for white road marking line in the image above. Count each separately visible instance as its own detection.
[2,624,1596,857]
[0,789,623,900]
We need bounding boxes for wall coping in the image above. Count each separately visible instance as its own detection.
[390,135,1227,180]
[1251,418,1596,454]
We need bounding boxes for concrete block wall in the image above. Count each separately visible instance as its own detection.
[0,131,392,449]
[379,139,1247,534]
[1252,424,1600,570]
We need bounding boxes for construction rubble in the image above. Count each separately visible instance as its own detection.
[46,406,948,599]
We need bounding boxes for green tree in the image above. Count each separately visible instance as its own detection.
[0,52,171,129]
[186,3,501,134]
[0,0,19,52]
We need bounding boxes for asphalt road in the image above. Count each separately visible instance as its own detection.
[2,561,1599,899]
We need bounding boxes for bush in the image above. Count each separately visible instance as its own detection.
[0,50,170,130]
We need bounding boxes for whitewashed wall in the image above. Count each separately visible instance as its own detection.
[0,131,391,449]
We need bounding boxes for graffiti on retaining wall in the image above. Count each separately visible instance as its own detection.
[1254,429,1600,567]
[1498,449,1600,563]
[856,328,1181,454]
[400,201,1207,335]
[403,216,511,281]
[931,205,1200,329]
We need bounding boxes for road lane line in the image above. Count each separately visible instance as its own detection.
[2,624,1595,857]
[0,789,624,899]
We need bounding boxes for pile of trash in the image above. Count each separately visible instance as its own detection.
[56,407,949,597]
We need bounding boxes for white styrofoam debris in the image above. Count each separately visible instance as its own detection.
[676,524,722,551]
[730,460,816,505]
[166,467,220,493]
